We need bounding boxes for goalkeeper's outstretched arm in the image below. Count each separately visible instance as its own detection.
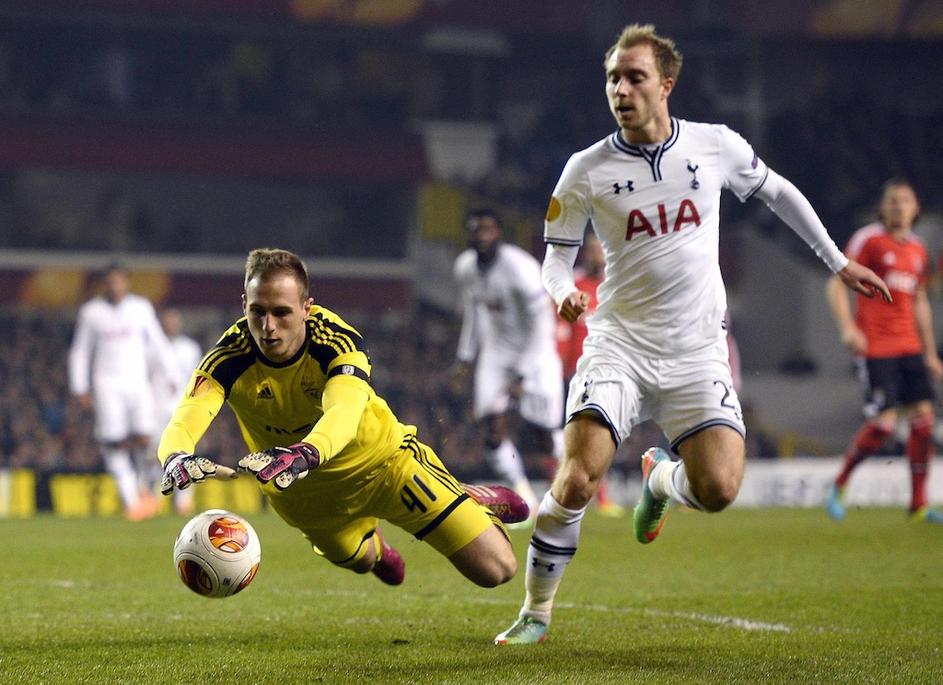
[157,372,234,494]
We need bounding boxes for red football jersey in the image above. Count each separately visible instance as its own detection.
[556,272,602,377]
[846,222,927,358]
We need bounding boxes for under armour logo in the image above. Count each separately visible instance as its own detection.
[686,160,700,189]
[531,558,556,572]
[613,180,634,194]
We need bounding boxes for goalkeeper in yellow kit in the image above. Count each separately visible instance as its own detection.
[158,248,528,587]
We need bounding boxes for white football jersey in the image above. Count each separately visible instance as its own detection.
[69,293,177,394]
[454,243,558,369]
[153,333,204,413]
[546,118,768,357]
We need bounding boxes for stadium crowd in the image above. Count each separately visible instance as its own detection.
[0,18,940,257]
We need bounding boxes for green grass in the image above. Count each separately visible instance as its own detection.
[3,508,942,684]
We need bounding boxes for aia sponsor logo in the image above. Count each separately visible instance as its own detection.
[625,199,702,240]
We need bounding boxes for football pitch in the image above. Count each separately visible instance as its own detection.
[4,508,941,684]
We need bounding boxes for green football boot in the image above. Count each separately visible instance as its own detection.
[633,447,671,543]
[494,616,549,645]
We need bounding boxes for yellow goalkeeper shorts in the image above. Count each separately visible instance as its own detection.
[265,434,499,566]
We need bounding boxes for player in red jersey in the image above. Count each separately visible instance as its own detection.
[825,179,943,523]
[555,233,623,516]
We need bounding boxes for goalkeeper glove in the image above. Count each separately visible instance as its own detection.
[160,452,237,495]
[238,443,320,490]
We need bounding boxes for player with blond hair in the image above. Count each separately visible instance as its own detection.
[495,23,889,644]
[158,248,529,591]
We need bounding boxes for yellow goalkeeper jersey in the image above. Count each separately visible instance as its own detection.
[158,305,406,487]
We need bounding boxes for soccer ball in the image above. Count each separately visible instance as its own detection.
[173,509,261,598]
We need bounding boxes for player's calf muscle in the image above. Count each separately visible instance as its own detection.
[450,529,517,587]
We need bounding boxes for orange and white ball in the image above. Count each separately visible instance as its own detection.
[173,509,261,598]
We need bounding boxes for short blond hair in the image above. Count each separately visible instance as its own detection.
[244,248,309,298]
[604,24,683,81]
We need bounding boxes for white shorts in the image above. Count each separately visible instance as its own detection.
[473,348,563,430]
[566,336,744,451]
[93,378,157,443]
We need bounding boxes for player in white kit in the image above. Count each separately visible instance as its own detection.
[69,263,180,521]
[495,24,890,644]
[454,208,564,515]
[151,307,203,515]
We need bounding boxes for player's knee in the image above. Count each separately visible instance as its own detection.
[554,466,598,509]
[694,473,740,512]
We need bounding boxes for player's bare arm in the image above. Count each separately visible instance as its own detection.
[838,259,892,303]
[924,351,943,382]
[913,287,943,381]
[825,275,867,355]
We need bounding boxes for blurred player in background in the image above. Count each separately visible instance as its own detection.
[825,179,943,524]
[69,262,180,521]
[158,248,529,591]
[150,307,203,515]
[555,232,623,516]
[453,208,564,518]
[495,23,890,645]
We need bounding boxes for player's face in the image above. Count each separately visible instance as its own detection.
[243,273,313,363]
[879,184,919,232]
[467,215,501,262]
[161,308,183,338]
[104,269,130,303]
[605,44,673,142]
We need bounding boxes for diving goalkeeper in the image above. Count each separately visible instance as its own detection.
[158,248,527,588]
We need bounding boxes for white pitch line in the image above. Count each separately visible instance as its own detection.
[465,596,794,633]
[34,580,795,633]
[645,609,791,633]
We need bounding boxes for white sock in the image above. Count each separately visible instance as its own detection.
[103,447,140,509]
[521,490,586,624]
[486,439,538,509]
[650,460,706,511]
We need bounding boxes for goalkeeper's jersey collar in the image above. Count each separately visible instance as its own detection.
[251,325,310,369]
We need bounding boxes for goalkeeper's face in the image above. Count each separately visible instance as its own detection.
[243,273,313,363]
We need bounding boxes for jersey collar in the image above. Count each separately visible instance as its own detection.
[611,117,680,157]
[251,324,309,369]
